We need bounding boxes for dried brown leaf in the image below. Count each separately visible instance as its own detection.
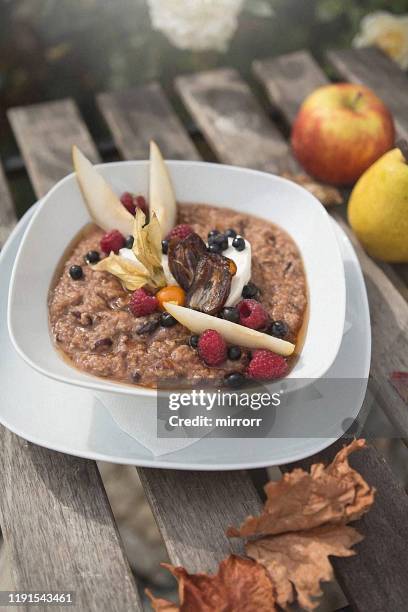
[228,439,375,538]
[390,371,408,403]
[282,172,343,207]
[146,555,276,612]
[145,594,178,612]
[246,524,362,611]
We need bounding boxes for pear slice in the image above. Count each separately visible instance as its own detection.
[149,140,177,237]
[73,146,134,236]
[164,302,295,357]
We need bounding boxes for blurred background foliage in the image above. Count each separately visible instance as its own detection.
[0,0,407,159]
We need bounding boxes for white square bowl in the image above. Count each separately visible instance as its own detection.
[8,161,345,398]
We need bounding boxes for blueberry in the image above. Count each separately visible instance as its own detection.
[242,282,259,299]
[218,237,229,251]
[69,265,83,280]
[208,233,226,245]
[208,229,220,239]
[209,233,228,251]
[125,235,134,249]
[161,239,169,255]
[225,372,246,388]
[160,312,177,328]
[225,228,237,238]
[85,250,100,264]
[228,346,242,361]
[232,236,245,251]
[221,307,239,323]
[267,320,289,339]
[208,243,222,254]
[189,334,200,348]
[136,319,159,335]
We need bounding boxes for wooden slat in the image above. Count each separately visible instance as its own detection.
[97,82,200,161]
[178,59,408,610]
[0,428,142,611]
[96,81,265,572]
[253,50,327,124]
[8,99,99,197]
[377,262,408,303]
[327,47,408,141]
[388,262,408,296]
[139,470,262,572]
[334,214,408,435]
[0,163,17,249]
[176,68,297,173]
[5,100,142,610]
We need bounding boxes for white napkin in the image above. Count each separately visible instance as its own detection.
[95,392,201,456]
[97,318,353,457]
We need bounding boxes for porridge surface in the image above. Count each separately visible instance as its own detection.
[49,203,307,387]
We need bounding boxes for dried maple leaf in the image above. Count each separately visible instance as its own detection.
[281,172,343,207]
[390,371,408,403]
[228,439,375,538]
[246,524,362,611]
[146,596,178,612]
[146,555,276,612]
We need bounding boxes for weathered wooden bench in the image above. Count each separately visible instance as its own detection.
[1,47,408,611]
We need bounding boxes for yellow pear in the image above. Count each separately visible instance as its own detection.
[149,140,177,238]
[348,142,408,262]
[73,146,134,236]
[163,302,295,356]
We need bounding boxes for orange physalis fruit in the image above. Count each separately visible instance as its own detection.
[156,285,186,310]
[227,257,237,276]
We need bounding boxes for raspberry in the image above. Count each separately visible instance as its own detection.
[129,288,158,317]
[166,224,193,241]
[198,329,227,366]
[100,230,126,254]
[237,299,269,330]
[120,192,136,215]
[135,195,148,215]
[120,193,148,216]
[247,349,288,380]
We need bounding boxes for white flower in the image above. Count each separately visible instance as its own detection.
[147,0,245,52]
[353,11,408,69]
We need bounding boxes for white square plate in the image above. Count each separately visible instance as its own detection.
[0,206,369,468]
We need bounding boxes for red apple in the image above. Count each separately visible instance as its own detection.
[291,83,395,185]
